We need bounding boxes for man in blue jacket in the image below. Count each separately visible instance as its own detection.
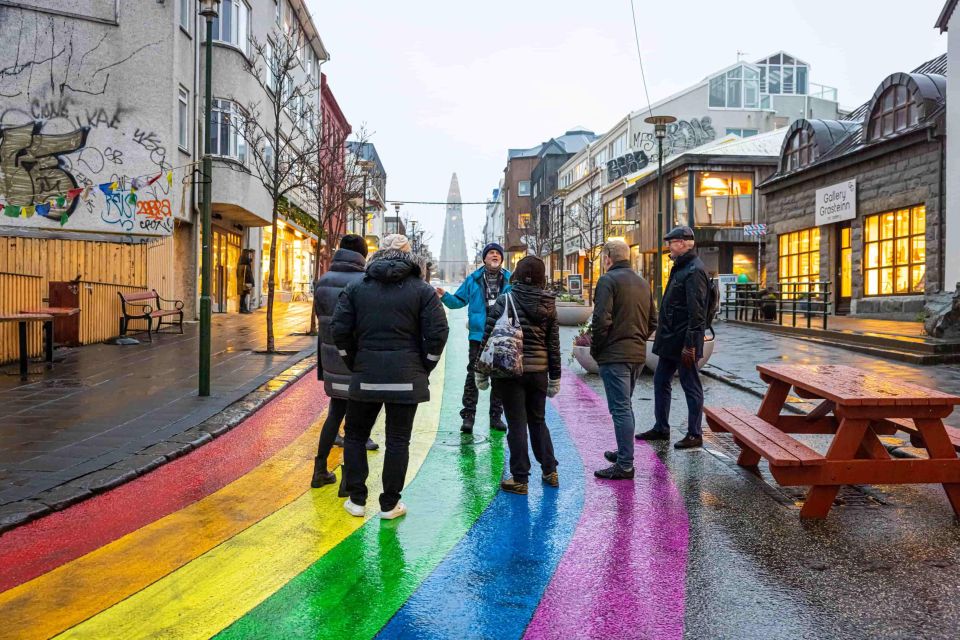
[437,243,511,434]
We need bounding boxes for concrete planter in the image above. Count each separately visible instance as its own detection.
[644,332,715,373]
[572,345,599,374]
[556,302,593,326]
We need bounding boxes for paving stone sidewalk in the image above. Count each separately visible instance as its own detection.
[703,320,960,428]
[0,303,318,531]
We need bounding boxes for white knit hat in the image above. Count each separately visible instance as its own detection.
[380,234,411,252]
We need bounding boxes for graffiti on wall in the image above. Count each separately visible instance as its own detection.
[632,117,717,160]
[0,9,173,235]
[607,150,650,182]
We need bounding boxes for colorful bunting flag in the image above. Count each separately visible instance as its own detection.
[98,182,114,196]
[35,202,51,216]
[56,196,66,208]
[147,172,163,186]
[60,212,69,226]
[22,205,35,218]
[3,205,18,217]
[166,171,173,187]
[67,187,83,199]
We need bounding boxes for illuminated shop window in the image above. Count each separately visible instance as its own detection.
[694,172,753,226]
[777,227,820,296]
[863,205,925,296]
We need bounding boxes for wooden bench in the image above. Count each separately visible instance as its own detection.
[118,290,184,342]
[706,406,826,468]
[880,417,960,452]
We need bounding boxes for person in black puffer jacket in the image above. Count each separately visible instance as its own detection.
[331,235,449,520]
[310,234,378,490]
[476,256,561,495]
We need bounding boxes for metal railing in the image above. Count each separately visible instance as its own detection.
[724,280,832,330]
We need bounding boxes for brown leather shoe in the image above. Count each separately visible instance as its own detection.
[500,477,528,495]
[542,471,559,487]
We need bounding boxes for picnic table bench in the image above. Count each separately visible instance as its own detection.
[0,313,54,380]
[706,363,960,519]
[118,290,184,342]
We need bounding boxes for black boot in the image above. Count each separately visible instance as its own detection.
[490,415,507,432]
[461,416,475,434]
[311,457,336,488]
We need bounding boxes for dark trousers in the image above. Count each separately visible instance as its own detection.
[316,397,348,471]
[599,362,642,469]
[492,372,557,483]
[653,356,704,437]
[462,340,503,421]
[344,399,418,511]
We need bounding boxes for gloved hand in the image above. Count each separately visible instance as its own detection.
[546,377,561,398]
[475,372,490,391]
[681,346,697,369]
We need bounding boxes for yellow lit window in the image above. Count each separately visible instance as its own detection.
[776,227,820,298]
[863,205,925,296]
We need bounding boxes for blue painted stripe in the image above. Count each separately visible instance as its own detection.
[376,400,585,640]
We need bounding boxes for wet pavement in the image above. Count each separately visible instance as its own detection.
[1,310,959,638]
[0,303,315,529]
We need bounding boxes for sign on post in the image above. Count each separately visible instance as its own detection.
[566,274,583,296]
[815,179,856,226]
[743,224,767,236]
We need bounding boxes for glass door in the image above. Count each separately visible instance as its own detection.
[836,221,852,315]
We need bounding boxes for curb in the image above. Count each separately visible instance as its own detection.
[0,353,317,534]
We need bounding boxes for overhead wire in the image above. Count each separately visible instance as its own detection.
[629,0,655,118]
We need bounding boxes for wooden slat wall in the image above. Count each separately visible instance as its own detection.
[0,272,45,362]
[78,282,149,344]
[146,236,176,300]
[0,235,175,364]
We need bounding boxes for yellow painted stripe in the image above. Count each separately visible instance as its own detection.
[0,410,336,640]
[57,354,445,640]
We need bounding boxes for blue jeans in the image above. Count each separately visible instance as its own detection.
[599,363,641,469]
[653,356,704,437]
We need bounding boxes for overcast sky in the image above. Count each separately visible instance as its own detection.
[306,0,947,255]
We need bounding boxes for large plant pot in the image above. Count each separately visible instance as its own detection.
[557,302,593,326]
[572,345,599,374]
[644,332,715,373]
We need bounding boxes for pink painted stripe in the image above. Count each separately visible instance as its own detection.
[523,371,688,640]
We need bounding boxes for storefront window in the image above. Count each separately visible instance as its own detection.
[777,227,820,297]
[672,175,689,227]
[732,248,757,282]
[693,172,752,226]
[863,205,925,296]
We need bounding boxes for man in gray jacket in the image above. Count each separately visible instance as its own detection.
[311,234,376,489]
[590,239,657,480]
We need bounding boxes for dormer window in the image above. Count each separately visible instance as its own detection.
[783,126,817,171]
[867,84,918,141]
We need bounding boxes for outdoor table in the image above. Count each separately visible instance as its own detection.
[20,307,80,363]
[706,363,960,519]
[0,313,55,380]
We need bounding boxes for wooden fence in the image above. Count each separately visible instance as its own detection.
[0,272,45,362]
[78,281,150,344]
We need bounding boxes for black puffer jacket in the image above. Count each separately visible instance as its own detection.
[590,261,657,365]
[313,248,366,396]
[331,249,449,404]
[482,284,561,379]
[652,250,709,360]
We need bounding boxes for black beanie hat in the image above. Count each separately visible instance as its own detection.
[512,256,546,288]
[482,242,505,261]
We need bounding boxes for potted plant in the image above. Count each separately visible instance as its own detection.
[570,322,599,374]
[644,331,716,372]
[760,288,778,321]
[556,293,593,326]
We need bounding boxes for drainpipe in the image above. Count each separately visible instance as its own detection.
[931,126,946,294]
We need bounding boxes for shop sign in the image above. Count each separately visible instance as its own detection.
[815,179,856,226]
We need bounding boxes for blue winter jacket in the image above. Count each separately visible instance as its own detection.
[440,267,512,341]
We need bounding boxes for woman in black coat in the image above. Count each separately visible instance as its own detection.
[476,256,561,495]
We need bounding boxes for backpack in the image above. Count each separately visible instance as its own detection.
[706,278,721,337]
[476,294,524,378]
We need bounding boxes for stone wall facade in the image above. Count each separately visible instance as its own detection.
[761,132,944,317]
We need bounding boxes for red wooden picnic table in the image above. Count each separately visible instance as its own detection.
[706,363,960,519]
[0,313,54,380]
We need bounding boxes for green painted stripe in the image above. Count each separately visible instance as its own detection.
[216,310,505,640]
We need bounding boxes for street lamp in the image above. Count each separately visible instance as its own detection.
[198,0,220,397]
[644,114,676,301]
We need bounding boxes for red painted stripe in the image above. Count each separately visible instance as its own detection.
[0,373,327,592]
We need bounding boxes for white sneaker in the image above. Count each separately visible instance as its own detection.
[343,498,365,517]
[380,502,407,520]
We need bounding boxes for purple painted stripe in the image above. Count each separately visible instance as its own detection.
[523,371,689,640]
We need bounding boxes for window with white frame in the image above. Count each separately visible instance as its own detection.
[610,133,626,159]
[518,180,531,196]
[709,64,760,108]
[264,40,276,92]
[757,53,808,96]
[592,148,607,169]
[725,128,758,137]
[179,0,191,32]
[211,0,250,55]
[178,87,189,150]
[211,99,247,162]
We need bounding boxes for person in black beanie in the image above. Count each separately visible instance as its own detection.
[437,242,512,434]
[476,256,561,494]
